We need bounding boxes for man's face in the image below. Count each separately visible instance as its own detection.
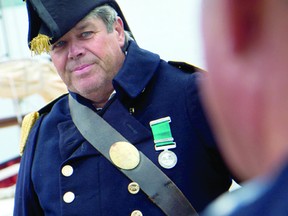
[50,16,125,104]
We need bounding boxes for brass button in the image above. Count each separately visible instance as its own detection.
[61,165,74,177]
[63,191,75,203]
[131,210,143,216]
[129,107,135,114]
[128,182,140,194]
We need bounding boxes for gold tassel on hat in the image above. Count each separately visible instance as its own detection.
[29,34,52,55]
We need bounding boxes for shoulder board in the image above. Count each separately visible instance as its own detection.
[168,61,206,73]
[19,93,68,155]
[19,111,39,156]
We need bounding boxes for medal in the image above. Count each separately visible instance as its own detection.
[158,150,177,169]
[150,116,177,169]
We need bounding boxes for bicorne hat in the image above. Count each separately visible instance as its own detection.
[25,0,132,55]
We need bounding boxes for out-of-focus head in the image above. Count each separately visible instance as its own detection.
[201,0,288,180]
[24,0,132,55]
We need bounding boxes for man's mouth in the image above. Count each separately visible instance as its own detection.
[72,63,93,74]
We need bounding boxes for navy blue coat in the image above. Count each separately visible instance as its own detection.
[14,41,232,216]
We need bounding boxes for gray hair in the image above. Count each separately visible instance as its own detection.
[86,5,133,51]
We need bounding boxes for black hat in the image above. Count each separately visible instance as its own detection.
[25,0,132,55]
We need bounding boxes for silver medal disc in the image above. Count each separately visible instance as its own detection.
[158,150,177,169]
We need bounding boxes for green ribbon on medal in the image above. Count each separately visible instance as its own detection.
[150,116,176,151]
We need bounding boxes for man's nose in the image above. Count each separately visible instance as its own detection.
[68,42,84,60]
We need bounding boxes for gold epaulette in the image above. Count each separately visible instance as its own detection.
[19,111,40,156]
[19,93,68,155]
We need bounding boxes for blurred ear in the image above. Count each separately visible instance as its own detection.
[227,0,261,52]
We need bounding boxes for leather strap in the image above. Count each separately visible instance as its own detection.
[69,95,198,216]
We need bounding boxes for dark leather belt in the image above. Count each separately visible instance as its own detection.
[69,94,198,216]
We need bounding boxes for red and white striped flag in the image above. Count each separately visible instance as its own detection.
[0,156,20,199]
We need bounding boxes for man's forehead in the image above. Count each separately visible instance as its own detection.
[74,17,101,31]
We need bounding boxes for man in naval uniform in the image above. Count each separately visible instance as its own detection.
[14,0,233,215]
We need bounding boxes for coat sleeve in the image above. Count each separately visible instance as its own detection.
[13,116,45,216]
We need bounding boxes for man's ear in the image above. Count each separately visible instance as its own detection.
[114,17,125,46]
[227,0,261,52]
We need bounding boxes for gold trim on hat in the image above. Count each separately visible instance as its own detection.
[30,34,52,55]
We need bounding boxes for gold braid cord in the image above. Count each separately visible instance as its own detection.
[19,112,40,156]
[30,34,52,55]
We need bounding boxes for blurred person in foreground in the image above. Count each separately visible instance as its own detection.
[13,0,234,215]
[200,0,288,215]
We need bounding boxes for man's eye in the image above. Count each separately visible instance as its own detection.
[81,31,93,38]
[52,41,66,50]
